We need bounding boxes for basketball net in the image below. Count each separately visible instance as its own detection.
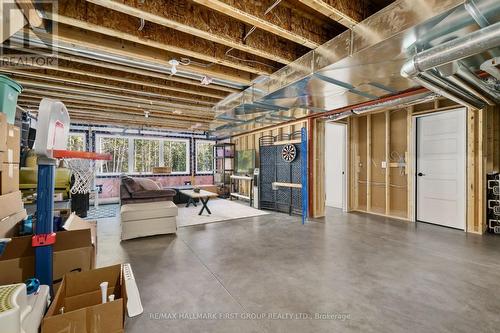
[63,158,98,194]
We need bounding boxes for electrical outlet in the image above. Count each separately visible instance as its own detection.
[381,161,387,169]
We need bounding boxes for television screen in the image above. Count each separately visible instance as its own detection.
[236,150,255,174]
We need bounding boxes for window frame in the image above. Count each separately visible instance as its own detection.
[67,132,86,151]
[195,139,215,175]
[95,134,190,176]
[161,137,190,175]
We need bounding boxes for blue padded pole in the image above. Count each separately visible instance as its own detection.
[301,127,308,225]
[35,157,56,292]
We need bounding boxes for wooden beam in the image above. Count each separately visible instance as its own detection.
[20,90,214,117]
[191,0,338,48]
[0,51,231,97]
[19,96,211,118]
[29,25,253,85]
[18,79,213,111]
[86,0,306,64]
[15,0,44,28]
[298,0,370,28]
[5,69,220,105]
[50,0,277,75]
[20,101,211,127]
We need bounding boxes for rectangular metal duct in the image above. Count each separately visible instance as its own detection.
[211,0,500,135]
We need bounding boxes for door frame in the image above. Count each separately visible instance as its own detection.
[411,108,467,231]
[324,121,348,212]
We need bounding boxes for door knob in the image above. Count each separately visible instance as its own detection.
[417,172,425,177]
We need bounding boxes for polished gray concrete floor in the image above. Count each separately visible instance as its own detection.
[96,207,500,333]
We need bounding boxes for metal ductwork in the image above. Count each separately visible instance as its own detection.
[401,21,500,109]
[209,0,500,136]
[327,92,438,121]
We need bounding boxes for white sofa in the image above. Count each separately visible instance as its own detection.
[120,201,178,240]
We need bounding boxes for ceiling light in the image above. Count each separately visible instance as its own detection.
[168,59,179,75]
[144,111,150,118]
[200,76,213,85]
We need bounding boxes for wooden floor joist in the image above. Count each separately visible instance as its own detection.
[298,0,370,28]
[85,0,307,64]
[191,0,339,48]
[30,25,253,85]
[18,80,214,111]
[20,91,215,117]
[0,53,232,98]
[5,70,219,106]
[49,1,276,76]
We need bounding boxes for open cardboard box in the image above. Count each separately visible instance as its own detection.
[42,264,127,333]
[0,214,96,292]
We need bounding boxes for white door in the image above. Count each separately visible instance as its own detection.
[325,123,346,209]
[416,108,466,230]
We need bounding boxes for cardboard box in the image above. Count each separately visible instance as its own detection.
[0,208,27,237]
[0,112,7,152]
[1,162,19,194]
[0,228,96,292]
[0,190,23,220]
[43,264,126,333]
[5,124,20,163]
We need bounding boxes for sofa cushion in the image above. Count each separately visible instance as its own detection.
[134,178,161,190]
[121,201,178,222]
[131,190,173,199]
[122,177,143,193]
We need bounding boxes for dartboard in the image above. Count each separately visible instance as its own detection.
[281,144,296,162]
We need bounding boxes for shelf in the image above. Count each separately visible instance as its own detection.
[230,175,253,180]
[230,193,251,200]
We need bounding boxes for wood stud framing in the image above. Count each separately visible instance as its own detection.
[346,100,499,233]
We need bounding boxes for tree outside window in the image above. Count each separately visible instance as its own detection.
[67,133,85,151]
[98,137,129,173]
[163,140,187,173]
[196,141,214,173]
[134,139,160,173]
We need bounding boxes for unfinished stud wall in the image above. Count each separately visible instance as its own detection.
[347,98,500,233]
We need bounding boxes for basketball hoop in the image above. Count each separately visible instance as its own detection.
[53,150,112,195]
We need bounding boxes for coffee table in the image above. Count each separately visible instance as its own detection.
[180,190,218,215]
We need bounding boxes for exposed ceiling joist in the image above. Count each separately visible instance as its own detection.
[20,92,214,118]
[85,0,307,64]
[19,100,211,126]
[19,82,213,112]
[298,0,370,28]
[191,0,340,48]
[1,49,235,95]
[15,0,44,28]
[28,25,253,85]
[50,0,277,76]
[3,69,219,105]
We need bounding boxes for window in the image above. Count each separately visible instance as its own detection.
[134,139,160,173]
[67,133,86,151]
[98,136,129,174]
[96,134,190,175]
[196,140,214,173]
[163,140,188,173]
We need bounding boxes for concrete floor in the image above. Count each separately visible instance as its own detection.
[96,207,500,333]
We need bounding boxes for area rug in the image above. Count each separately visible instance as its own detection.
[177,198,269,227]
[84,203,119,220]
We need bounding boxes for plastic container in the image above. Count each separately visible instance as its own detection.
[0,75,22,124]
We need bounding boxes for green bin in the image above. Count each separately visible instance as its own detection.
[0,75,23,124]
